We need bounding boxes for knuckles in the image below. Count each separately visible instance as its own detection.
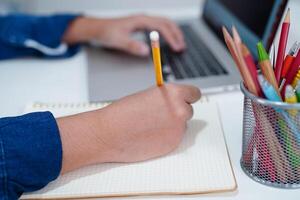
[174,106,191,121]
[165,84,182,97]
[132,14,148,22]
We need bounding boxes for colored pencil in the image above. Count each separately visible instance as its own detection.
[269,44,276,67]
[257,42,281,99]
[223,26,258,95]
[222,27,240,67]
[281,49,300,96]
[275,9,291,83]
[281,42,299,80]
[241,44,263,96]
[285,85,298,117]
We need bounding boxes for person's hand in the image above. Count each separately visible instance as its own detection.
[63,15,186,56]
[57,84,200,174]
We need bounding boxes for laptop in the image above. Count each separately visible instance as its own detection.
[87,0,288,101]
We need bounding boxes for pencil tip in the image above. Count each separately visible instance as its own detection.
[284,8,290,22]
[222,26,226,32]
[222,26,229,37]
[232,25,241,43]
[257,42,269,61]
[231,26,237,35]
[232,25,237,32]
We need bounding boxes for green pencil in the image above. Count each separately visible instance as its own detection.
[257,42,281,99]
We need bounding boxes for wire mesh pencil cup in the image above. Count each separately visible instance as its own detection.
[240,82,300,188]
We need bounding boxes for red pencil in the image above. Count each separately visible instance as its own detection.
[281,42,299,79]
[281,49,300,96]
[241,44,263,97]
[275,9,290,83]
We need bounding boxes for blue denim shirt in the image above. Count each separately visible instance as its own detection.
[0,14,80,199]
[0,13,80,59]
[0,112,62,200]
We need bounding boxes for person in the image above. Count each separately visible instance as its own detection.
[0,13,201,199]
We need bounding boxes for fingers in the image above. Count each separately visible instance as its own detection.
[155,84,200,121]
[117,37,150,57]
[174,85,199,121]
[156,24,184,52]
[175,99,194,121]
[184,104,194,120]
[179,84,202,104]
[132,15,186,52]
[163,20,186,50]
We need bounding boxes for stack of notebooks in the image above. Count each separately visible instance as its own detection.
[22,99,237,199]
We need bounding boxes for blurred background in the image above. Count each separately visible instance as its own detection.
[0,0,201,16]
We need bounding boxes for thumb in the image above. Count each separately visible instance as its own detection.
[119,37,150,57]
[180,85,201,104]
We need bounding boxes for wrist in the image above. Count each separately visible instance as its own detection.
[57,110,110,174]
[63,16,105,44]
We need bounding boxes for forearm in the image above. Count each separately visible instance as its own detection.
[0,108,114,199]
[57,109,112,174]
[63,16,106,44]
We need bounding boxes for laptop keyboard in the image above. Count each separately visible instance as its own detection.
[159,24,228,80]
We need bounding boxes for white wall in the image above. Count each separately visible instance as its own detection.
[10,0,202,19]
[15,0,201,14]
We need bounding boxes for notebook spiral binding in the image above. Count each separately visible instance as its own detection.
[31,95,209,109]
[32,102,111,109]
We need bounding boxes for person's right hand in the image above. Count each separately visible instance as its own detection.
[57,84,201,174]
[63,15,186,57]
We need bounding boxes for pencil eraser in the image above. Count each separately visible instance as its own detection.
[150,31,159,41]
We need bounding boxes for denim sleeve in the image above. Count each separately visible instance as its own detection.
[0,112,62,200]
[0,13,81,60]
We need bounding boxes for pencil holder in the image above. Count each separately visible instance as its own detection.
[240,82,300,188]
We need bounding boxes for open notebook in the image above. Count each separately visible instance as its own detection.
[22,99,237,199]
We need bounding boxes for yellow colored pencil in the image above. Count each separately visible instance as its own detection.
[285,85,298,116]
[150,31,164,86]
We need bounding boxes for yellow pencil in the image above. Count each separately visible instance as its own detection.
[285,85,298,116]
[150,31,164,86]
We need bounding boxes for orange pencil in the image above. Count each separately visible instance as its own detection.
[222,27,240,65]
[232,26,258,96]
[150,31,164,86]
[222,26,258,96]
[232,26,262,96]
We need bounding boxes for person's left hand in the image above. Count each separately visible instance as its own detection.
[63,15,186,56]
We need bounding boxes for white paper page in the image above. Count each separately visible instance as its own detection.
[22,101,236,199]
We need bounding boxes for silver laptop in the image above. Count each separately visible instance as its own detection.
[87,0,287,101]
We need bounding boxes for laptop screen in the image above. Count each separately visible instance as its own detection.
[203,0,288,59]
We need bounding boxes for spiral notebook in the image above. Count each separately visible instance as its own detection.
[22,99,237,199]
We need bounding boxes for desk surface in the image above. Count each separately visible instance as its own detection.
[1,2,300,200]
[2,59,300,200]
[3,57,300,200]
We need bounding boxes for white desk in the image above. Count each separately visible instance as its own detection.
[2,59,300,200]
[1,2,300,200]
